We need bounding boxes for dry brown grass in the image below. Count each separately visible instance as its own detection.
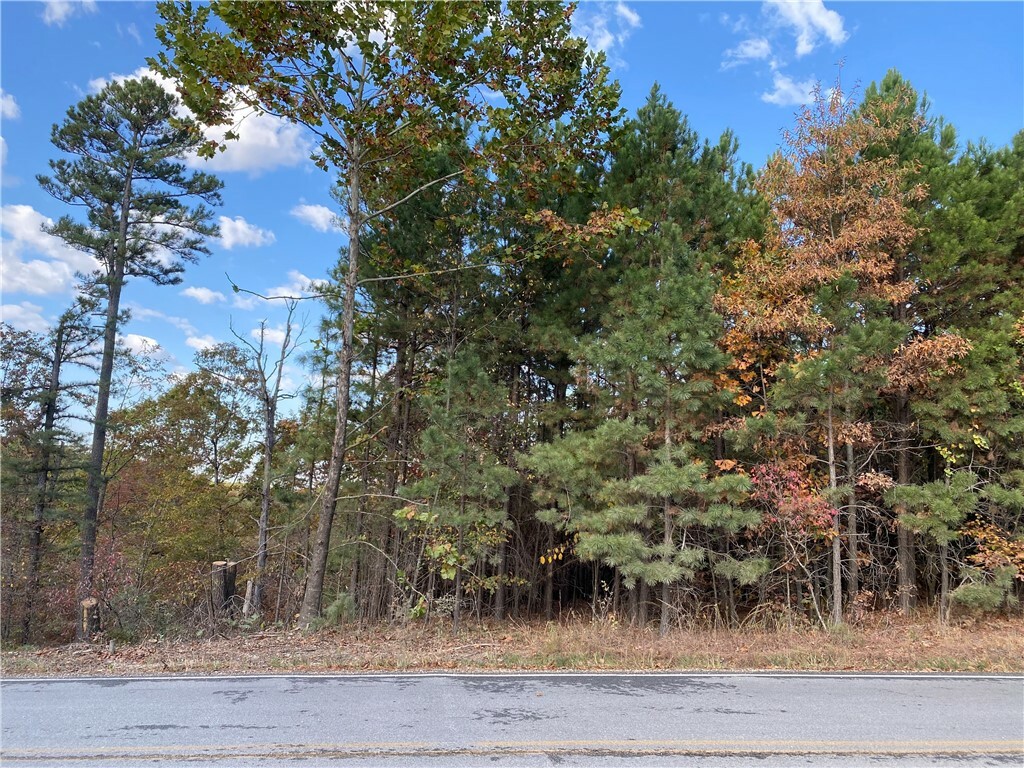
[3,613,1022,678]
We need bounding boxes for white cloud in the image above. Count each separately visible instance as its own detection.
[88,67,310,177]
[230,269,314,311]
[762,72,817,106]
[291,204,341,233]
[186,334,217,351]
[765,0,847,58]
[573,1,641,66]
[722,37,772,69]
[120,333,161,356]
[118,22,142,45]
[196,108,310,176]
[41,0,97,27]
[127,304,199,337]
[266,270,314,300]
[614,1,641,29]
[1,301,50,333]
[1,89,20,120]
[181,286,227,305]
[218,215,275,249]
[1,137,7,172]
[252,326,288,347]
[1,204,99,295]
[232,293,259,311]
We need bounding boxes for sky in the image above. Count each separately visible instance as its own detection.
[1,1,1022,392]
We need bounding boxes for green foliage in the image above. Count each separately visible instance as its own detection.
[886,471,979,546]
[951,568,1019,614]
[401,350,517,589]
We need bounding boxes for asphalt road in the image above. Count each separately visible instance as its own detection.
[1,672,1022,766]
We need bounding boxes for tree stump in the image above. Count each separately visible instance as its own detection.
[242,579,254,617]
[80,598,100,638]
[211,561,238,617]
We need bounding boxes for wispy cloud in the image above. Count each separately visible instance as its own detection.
[722,37,773,70]
[765,0,847,58]
[218,215,275,249]
[117,22,142,45]
[41,0,97,27]
[573,1,641,67]
[181,286,227,305]
[127,304,200,336]
[761,72,817,106]
[719,2,844,108]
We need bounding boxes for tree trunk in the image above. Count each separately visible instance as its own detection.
[299,147,361,627]
[846,436,858,604]
[827,398,842,625]
[495,531,508,621]
[453,523,465,634]
[939,542,950,625]
[78,264,124,639]
[895,394,916,614]
[80,598,100,639]
[253,409,275,616]
[544,526,554,620]
[23,321,65,645]
[660,394,673,637]
[211,560,237,617]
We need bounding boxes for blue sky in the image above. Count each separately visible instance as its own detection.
[2,1,1022,390]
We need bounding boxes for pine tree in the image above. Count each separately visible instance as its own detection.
[38,77,222,637]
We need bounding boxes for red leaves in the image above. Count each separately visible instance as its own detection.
[750,463,838,537]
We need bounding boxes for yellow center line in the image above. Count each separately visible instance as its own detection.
[2,738,1021,759]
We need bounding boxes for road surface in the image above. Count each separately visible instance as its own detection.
[2,672,1022,766]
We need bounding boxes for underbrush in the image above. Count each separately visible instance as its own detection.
[3,610,1023,677]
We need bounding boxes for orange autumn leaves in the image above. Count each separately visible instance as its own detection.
[718,84,923,347]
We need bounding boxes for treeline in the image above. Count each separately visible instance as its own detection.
[2,3,1022,644]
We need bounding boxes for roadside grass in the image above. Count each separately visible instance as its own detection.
[2,612,1022,677]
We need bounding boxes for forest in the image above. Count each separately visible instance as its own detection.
[2,2,1022,646]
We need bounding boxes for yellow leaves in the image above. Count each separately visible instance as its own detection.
[887,333,973,391]
[963,521,1024,580]
[714,459,738,472]
[854,471,896,496]
[836,421,874,447]
[540,541,571,565]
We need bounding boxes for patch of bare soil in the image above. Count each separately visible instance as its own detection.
[3,614,1022,678]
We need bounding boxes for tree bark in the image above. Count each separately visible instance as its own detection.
[211,560,237,617]
[895,394,916,614]
[23,321,65,645]
[78,263,124,639]
[80,598,100,639]
[846,436,859,604]
[299,144,362,627]
[660,392,673,637]
[827,397,842,625]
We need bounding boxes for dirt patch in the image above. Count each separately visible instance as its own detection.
[3,615,1022,678]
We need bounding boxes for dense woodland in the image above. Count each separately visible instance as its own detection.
[2,3,1023,645]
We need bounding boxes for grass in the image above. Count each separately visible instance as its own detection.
[2,612,1022,678]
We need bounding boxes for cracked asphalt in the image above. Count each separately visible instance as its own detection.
[2,672,1022,766]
